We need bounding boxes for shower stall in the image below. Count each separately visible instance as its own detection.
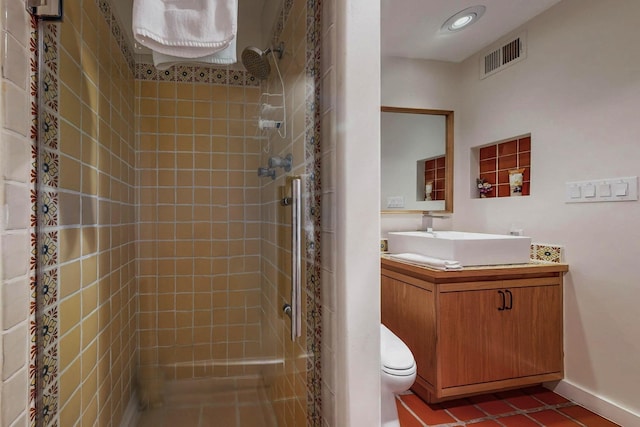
[32,0,323,426]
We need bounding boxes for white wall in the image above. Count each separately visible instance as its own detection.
[453,0,640,423]
[335,0,381,426]
[381,0,640,423]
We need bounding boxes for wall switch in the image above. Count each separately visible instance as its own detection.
[583,184,596,198]
[569,185,581,199]
[386,196,405,208]
[598,183,611,197]
[565,176,638,203]
[613,182,629,196]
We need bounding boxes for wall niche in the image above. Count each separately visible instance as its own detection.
[472,134,531,198]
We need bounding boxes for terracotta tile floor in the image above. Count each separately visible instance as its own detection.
[397,386,621,427]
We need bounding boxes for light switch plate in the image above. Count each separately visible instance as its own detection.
[565,176,638,203]
[386,196,405,208]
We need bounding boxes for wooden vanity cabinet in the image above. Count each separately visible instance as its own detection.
[381,257,568,403]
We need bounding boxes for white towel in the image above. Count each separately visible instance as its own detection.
[152,36,237,70]
[133,0,238,58]
[389,253,463,271]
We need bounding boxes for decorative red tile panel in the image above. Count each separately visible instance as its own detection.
[519,136,531,151]
[498,154,518,170]
[424,155,446,201]
[476,135,531,198]
[479,145,497,160]
[498,139,517,156]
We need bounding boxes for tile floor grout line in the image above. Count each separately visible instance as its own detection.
[396,396,430,427]
[553,409,589,427]
[520,410,547,427]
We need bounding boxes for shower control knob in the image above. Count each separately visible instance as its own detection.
[281,197,292,206]
[282,304,292,318]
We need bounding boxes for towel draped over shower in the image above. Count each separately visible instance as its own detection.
[132,0,238,64]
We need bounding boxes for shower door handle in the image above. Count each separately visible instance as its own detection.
[288,176,302,341]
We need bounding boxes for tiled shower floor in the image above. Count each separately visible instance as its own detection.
[397,386,621,427]
[135,376,278,427]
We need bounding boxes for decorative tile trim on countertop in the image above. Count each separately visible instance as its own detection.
[531,243,564,263]
[382,238,563,264]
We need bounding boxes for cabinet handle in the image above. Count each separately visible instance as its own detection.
[497,290,506,310]
[505,289,513,310]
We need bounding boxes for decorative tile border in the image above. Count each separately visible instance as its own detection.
[28,12,39,427]
[36,17,61,427]
[382,240,563,264]
[97,0,261,86]
[531,243,564,263]
[97,0,135,73]
[135,62,259,86]
[302,0,323,424]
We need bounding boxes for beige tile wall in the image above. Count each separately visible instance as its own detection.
[1,1,34,426]
[258,0,321,425]
[4,1,325,427]
[136,78,264,382]
[49,1,137,425]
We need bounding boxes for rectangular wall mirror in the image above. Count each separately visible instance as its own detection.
[381,106,454,213]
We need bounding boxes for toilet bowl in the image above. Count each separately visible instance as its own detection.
[380,324,417,427]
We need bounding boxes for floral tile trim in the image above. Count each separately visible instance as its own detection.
[304,0,322,424]
[96,0,135,73]
[135,62,260,86]
[531,243,564,263]
[38,18,61,427]
[28,13,39,427]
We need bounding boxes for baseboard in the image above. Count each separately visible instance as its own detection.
[545,380,640,426]
[119,391,140,427]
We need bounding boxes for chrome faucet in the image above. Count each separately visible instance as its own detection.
[421,212,450,233]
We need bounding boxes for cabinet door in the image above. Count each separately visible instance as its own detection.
[381,275,436,383]
[510,285,563,378]
[439,285,562,388]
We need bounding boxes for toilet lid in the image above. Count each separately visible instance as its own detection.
[380,324,416,372]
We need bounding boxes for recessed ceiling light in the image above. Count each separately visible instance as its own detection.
[441,5,486,32]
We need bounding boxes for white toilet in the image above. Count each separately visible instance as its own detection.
[380,324,417,427]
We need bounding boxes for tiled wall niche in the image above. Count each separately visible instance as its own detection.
[475,135,531,198]
[424,155,446,201]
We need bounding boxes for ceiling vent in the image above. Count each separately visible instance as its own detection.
[480,32,526,79]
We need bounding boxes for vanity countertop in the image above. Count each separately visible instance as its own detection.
[381,254,568,283]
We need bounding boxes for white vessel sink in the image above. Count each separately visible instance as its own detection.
[387,231,532,266]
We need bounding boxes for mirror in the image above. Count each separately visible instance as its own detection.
[381,107,454,213]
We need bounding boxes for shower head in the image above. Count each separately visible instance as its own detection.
[241,42,284,80]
